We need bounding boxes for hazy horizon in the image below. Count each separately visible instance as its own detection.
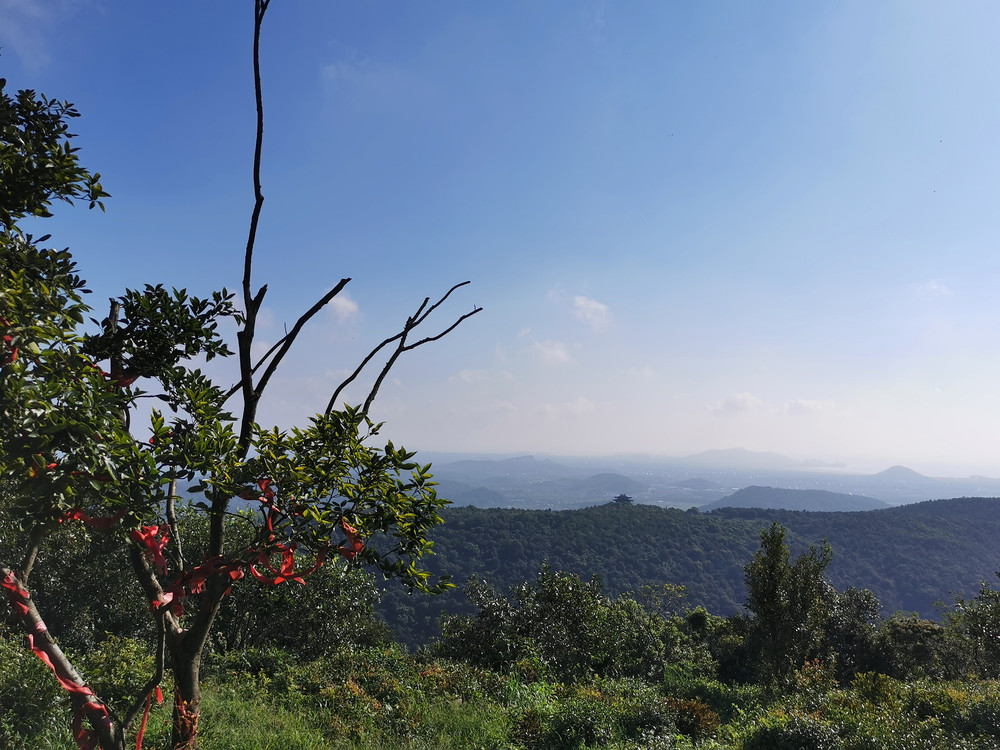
[417,448,1000,481]
[5,2,1000,477]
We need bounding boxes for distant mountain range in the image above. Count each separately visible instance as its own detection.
[426,452,1000,510]
[676,448,832,470]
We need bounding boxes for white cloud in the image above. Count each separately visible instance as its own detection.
[256,307,276,330]
[328,292,359,323]
[708,392,764,414]
[321,56,439,117]
[573,296,610,332]
[449,369,489,385]
[250,340,273,360]
[914,280,953,299]
[785,398,835,415]
[540,396,597,419]
[531,339,573,365]
[0,0,93,69]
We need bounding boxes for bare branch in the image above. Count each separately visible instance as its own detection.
[325,282,482,416]
[236,0,271,457]
[253,279,351,398]
[325,330,407,416]
[164,477,186,571]
[17,525,44,583]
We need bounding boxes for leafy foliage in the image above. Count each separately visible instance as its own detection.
[743,522,833,684]
[0,77,108,228]
[438,565,713,683]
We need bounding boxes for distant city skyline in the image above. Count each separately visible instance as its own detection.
[4,2,1000,478]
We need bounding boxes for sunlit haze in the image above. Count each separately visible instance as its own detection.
[5,2,1000,477]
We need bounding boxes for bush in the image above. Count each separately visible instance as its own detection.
[739,708,839,750]
[666,696,720,741]
[74,634,155,717]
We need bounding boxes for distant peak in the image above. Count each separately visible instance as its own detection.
[872,465,934,481]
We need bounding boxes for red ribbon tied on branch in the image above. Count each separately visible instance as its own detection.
[339,519,364,560]
[250,543,327,586]
[129,526,170,576]
[64,508,126,531]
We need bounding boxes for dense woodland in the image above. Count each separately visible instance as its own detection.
[379,497,1000,647]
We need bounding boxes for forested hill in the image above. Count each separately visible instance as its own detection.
[378,497,1000,647]
[700,485,889,512]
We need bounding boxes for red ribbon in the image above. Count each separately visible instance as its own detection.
[250,544,327,586]
[65,508,126,531]
[338,519,364,560]
[28,461,59,478]
[2,572,110,750]
[151,556,245,615]
[1,334,16,366]
[135,685,163,749]
[130,526,170,576]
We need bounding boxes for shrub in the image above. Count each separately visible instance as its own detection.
[739,708,839,750]
[666,696,720,741]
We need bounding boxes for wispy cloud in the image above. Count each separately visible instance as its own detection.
[707,392,764,414]
[573,295,610,332]
[0,0,93,70]
[626,366,655,379]
[540,396,597,418]
[328,292,359,323]
[913,280,953,299]
[785,398,835,415]
[531,339,573,365]
[449,369,489,385]
[321,55,439,117]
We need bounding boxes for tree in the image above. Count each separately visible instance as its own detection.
[950,575,1000,678]
[437,566,702,682]
[0,3,480,749]
[743,522,833,685]
[821,586,882,682]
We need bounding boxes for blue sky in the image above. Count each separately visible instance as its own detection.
[4,1,1000,475]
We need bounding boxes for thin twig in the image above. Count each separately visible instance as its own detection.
[325,282,482,416]
[122,617,166,731]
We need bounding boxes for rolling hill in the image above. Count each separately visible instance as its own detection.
[701,485,889,512]
[378,497,1000,647]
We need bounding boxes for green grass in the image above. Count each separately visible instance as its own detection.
[10,646,1000,749]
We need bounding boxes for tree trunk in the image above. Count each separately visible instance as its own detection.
[170,649,201,750]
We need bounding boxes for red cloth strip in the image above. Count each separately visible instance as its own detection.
[135,685,163,749]
[339,519,364,560]
[129,526,170,576]
[65,508,126,530]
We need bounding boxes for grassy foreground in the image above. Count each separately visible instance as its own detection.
[7,643,1000,749]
